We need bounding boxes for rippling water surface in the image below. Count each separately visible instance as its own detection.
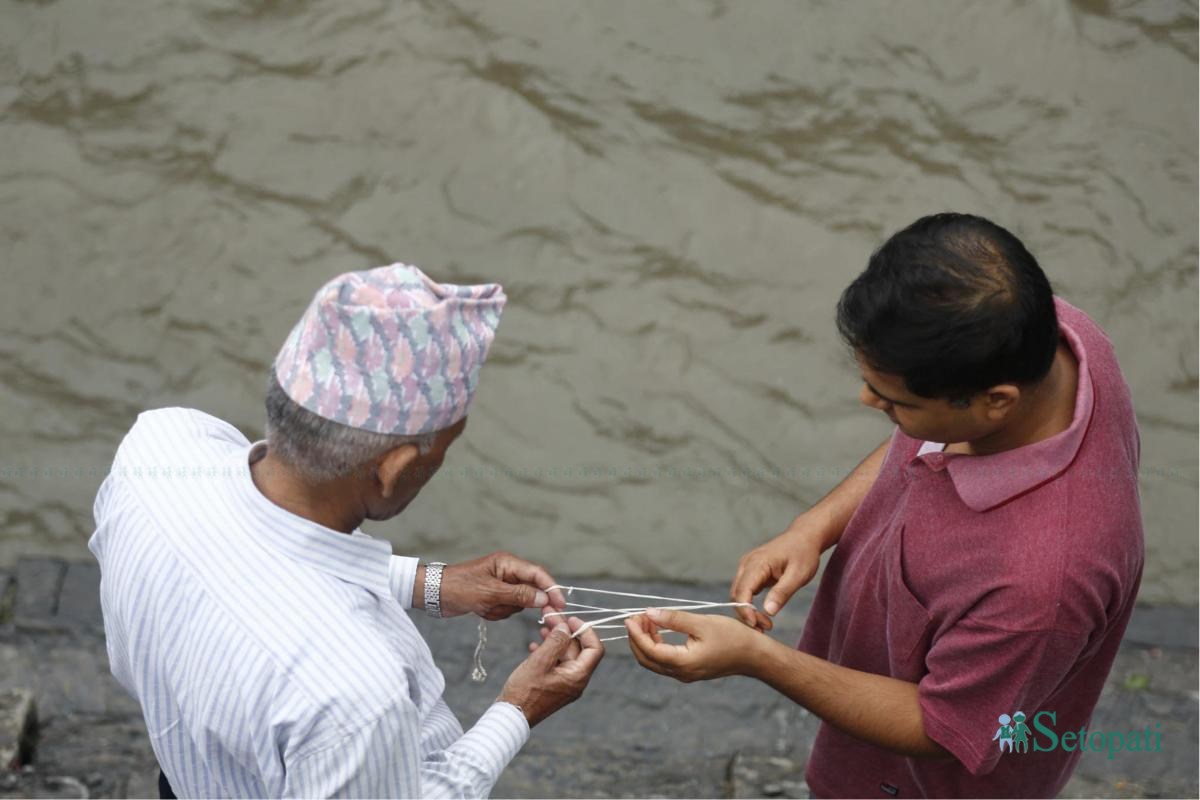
[0,0,1195,603]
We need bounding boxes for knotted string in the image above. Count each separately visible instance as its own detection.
[471,619,488,683]
[541,584,754,642]
[469,584,757,682]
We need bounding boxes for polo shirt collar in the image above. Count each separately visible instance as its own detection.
[231,440,395,597]
[912,309,1095,512]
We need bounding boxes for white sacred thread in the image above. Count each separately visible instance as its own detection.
[470,585,758,678]
[471,619,488,683]
[542,585,755,642]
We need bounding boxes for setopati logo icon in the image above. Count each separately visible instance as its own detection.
[992,711,1033,752]
[993,711,1163,760]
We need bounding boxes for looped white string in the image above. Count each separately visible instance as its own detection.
[470,619,488,683]
[548,584,727,605]
[542,584,754,642]
[471,583,758,681]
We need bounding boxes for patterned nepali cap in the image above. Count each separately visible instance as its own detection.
[273,263,506,435]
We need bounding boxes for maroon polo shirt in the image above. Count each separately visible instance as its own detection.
[797,297,1144,798]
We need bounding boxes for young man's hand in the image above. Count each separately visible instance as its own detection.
[624,608,768,682]
[729,518,826,629]
[730,438,889,629]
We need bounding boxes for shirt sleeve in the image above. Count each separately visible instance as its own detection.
[282,698,529,798]
[917,619,1090,777]
[92,472,115,528]
[389,555,421,610]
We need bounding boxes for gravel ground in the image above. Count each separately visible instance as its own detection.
[0,562,1195,798]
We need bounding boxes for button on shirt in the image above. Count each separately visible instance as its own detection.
[797,298,1144,798]
[89,408,528,798]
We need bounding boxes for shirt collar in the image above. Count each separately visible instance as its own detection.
[908,307,1095,512]
[231,440,396,598]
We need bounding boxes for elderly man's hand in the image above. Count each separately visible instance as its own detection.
[500,616,604,726]
[439,552,566,620]
[625,608,767,683]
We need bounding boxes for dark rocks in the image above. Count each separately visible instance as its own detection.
[25,714,159,799]
[11,559,101,634]
[1125,604,1199,650]
[54,564,103,632]
[0,767,88,799]
[727,753,807,799]
[0,565,1197,798]
[0,572,13,624]
[12,562,64,629]
[0,689,35,770]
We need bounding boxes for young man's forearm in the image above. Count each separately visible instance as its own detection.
[749,635,953,760]
[792,437,891,551]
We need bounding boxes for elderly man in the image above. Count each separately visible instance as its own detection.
[90,264,603,798]
[626,214,1143,798]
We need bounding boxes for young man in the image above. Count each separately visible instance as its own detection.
[626,213,1143,797]
[90,264,603,798]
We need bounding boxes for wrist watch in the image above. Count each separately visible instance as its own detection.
[424,562,448,618]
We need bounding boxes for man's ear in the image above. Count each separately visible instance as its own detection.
[983,384,1021,420]
[375,444,422,499]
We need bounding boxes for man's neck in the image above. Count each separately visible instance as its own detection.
[958,338,1079,456]
[250,451,364,534]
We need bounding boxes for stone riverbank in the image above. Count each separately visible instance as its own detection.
[0,558,1195,798]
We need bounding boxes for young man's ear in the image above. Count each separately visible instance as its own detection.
[983,384,1021,420]
[375,445,422,499]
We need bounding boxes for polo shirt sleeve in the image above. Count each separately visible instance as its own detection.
[916,619,1089,777]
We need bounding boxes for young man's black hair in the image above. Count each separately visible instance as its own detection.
[836,213,1058,406]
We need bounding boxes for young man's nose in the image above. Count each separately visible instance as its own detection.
[859,383,889,411]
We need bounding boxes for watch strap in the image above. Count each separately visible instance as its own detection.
[424,562,448,618]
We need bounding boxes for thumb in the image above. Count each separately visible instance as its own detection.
[645,607,702,635]
[498,581,549,609]
[764,565,806,616]
[531,623,572,667]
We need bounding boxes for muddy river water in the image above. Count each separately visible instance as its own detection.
[0,1,1195,603]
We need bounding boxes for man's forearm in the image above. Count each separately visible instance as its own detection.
[793,437,890,551]
[747,635,953,760]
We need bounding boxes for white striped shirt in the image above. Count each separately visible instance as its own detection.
[88,408,528,798]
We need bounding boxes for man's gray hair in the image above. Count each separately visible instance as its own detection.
[264,371,435,482]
